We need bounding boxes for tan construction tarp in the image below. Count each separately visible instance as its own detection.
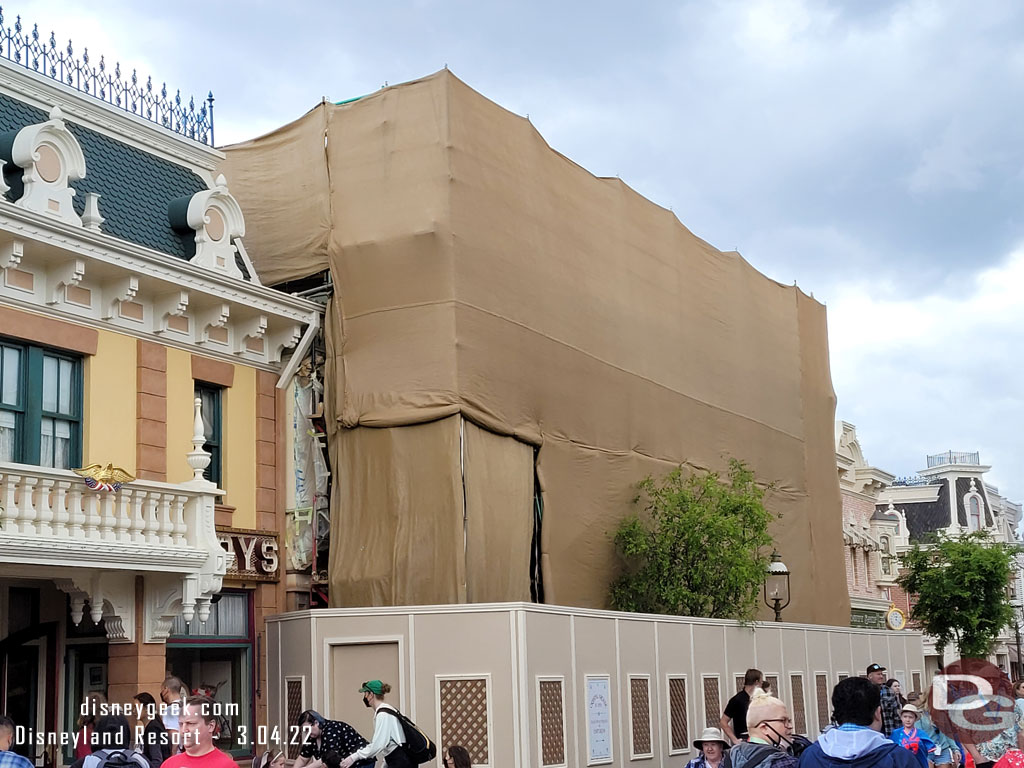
[220,70,850,625]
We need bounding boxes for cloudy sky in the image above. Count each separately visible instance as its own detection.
[18,0,1024,500]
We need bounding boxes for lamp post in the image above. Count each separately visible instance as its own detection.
[1014,603,1023,680]
[764,550,792,622]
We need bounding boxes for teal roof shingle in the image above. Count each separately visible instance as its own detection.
[0,91,208,261]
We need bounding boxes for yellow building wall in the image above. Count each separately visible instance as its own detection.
[225,365,257,528]
[166,348,194,484]
[166,349,258,527]
[83,330,136,473]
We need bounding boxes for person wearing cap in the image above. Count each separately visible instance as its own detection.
[687,728,732,768]
[340,681,408,768]
[798,677,918,768]
[868,664,903,737]
[891,704,937,768]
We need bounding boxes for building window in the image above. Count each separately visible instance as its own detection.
[194,382,222,487]
[969,496,982,531]
[0,340,81,468]
[167,590,253,757]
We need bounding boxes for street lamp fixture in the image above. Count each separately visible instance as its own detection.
[764,550,792,622]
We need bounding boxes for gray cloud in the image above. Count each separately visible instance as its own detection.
[20,0,1024,499]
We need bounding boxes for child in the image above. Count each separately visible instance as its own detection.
[253,751,285,768]
[891,704,937,768]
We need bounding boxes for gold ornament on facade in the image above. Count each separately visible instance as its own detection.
[72,463,136,492]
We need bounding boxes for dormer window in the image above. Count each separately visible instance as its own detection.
[964,478,986,532]
[168,174,246,279]
[6,105,88,225]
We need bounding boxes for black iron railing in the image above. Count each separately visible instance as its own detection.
[0,7,214,145]
[927,450,980,468]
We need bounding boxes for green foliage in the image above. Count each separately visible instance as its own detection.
[898,531,1020,659]
[609,459,777,621]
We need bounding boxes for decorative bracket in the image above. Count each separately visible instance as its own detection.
[269,324,302,363]
[0,240,23,270]
[196,303,231,345]
[154,290,190,334]
[102,275,140,319]
[234,314,267,355]
[55,571,135,643]
[12,105,87,225]
[47,258,85,305]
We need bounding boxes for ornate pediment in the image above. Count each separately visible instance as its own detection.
[9,105,87,225]
[169,174,245,278]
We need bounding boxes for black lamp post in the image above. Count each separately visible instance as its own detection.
[764,550,792,622]
[1014,603,1023,680]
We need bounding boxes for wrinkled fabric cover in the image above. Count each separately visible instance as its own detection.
[220,70,850,625]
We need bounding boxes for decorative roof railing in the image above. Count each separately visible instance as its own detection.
[926,450,980,468]
[891,475,934,487]
[0,8,214,146]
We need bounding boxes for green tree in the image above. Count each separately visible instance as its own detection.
[898,531,1020,661]
[609,459,776,621]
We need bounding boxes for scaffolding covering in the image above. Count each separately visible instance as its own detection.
[219,70,849,625]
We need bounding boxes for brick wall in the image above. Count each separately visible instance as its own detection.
[841,490,890,601]
[136,340,167,480]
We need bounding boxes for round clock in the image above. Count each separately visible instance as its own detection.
[886,607,907,631]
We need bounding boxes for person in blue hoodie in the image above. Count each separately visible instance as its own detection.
[799,677,919,768]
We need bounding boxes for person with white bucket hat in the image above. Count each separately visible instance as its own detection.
[687,727,732,768]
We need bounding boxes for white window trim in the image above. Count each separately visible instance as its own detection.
[966,491,985,531]
[435,673,494,768]
[666,674,690,757]
[814,671,831,734]
[535,675,568,768]
[788,673,806,734]
[584,673,614,766]
[282,675,305,752]
[701,673,721,732]
[627,673,654,761]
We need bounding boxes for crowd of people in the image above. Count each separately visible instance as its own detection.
[3,665,1024,768]
[687,664,1024,768]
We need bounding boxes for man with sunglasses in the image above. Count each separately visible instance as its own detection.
[728,689,799,768]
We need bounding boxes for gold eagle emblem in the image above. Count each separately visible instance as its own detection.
[73,464,136,491]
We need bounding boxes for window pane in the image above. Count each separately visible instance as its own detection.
[0,409,16,462]
[199,389,218,443]
[40,418,54,467]
[2,346,20,406]
[54,420,72,469]
[58,359,72,414]
[42,356,58,412]
[169,593,247,637]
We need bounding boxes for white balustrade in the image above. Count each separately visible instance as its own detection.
[0,462,219,556]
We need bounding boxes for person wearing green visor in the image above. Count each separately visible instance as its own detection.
[340,681,409,768]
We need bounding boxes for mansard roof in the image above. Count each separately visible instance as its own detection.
[0,90,209,261]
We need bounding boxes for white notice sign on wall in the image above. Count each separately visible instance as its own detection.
[586,675,613,764]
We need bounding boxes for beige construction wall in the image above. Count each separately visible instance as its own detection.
[266,604,924,768]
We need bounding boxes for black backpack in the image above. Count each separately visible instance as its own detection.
[95,750,139,768]
[378,708,437,765]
